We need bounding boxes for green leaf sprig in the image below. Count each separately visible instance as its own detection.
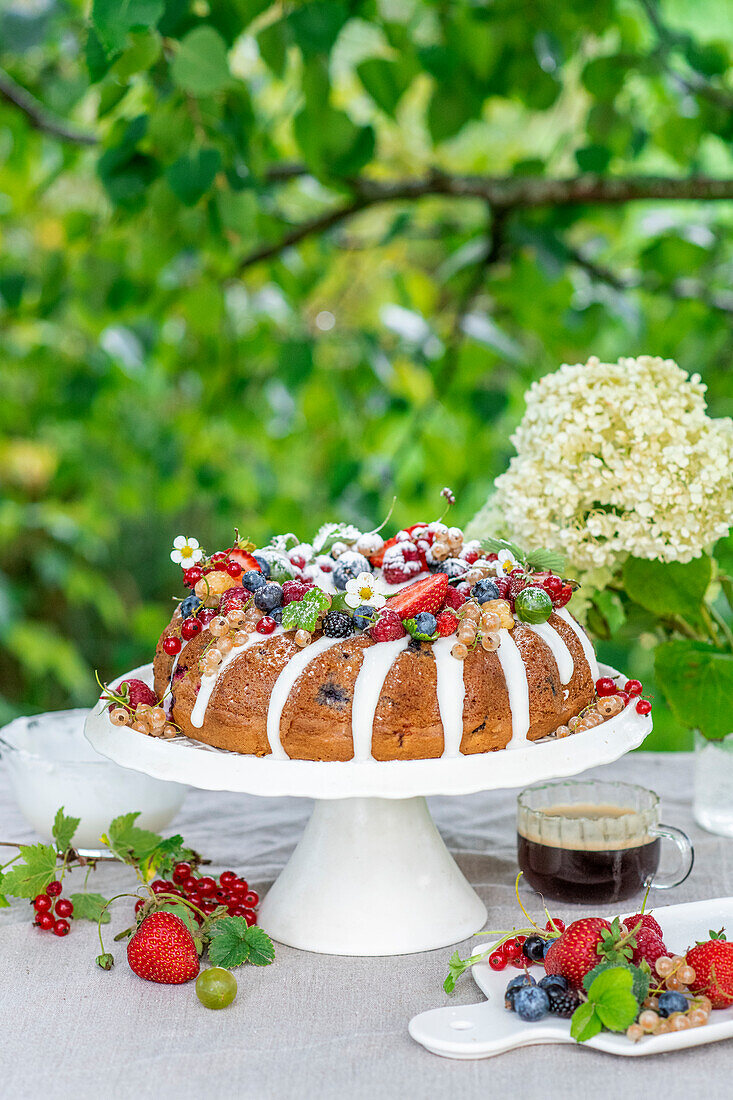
[570,967,640,1042]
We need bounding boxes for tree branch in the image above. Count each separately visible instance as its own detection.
[0,67,98,146]
[235,173,733,272]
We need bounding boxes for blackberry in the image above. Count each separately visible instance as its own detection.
[522,934,548,963]
[547,987,581,1018]
[254,582,284,612]
[180,594,202,619]
[322,611,354,638]
[242,570,267,591]
[471,578,501,603]
[352,605,377,631]
[332,552,372,591]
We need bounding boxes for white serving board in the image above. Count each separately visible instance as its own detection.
[409,897,733,1058]
[85,662,651,799]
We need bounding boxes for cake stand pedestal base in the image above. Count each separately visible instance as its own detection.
[258,796,487,956]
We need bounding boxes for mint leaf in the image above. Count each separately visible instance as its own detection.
[281,601,303,631]
[587,965,634,1000]
[298,588,330,630]
[52,807,80,853]
[312,523,361,554]
[570,1000,602,1042]
[524,548,566,573]
[2,844,57,899]
[69,892,111,923]
[105,812,162,861]
[656,641,733,741]
[623,555,712,620]
[207,917,275,969]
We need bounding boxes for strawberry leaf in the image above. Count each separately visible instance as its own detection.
[207,917,275,968]
[2,843,57,899]
[524,548,566,573]
[69,892,111,923]
[583,961,649,1004]
[570,1001,602,1042]
[586,966,639,1032]
[96,952,114,970]
[52,807,80,853]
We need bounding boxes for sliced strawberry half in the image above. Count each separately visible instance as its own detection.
[229,548,261,572]
[385,574,449,619]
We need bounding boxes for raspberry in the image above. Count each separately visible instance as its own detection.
[442,586,467,610]
[436,610,458,637]
[282,581,311,605]
[382,553,422,585]
[370,610,407,642]
[103,678,157,715]
[507,573,529,602]
[624,913,664,939]
[495,576,511,599]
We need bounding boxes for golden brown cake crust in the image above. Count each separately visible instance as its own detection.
[154,610,595,761]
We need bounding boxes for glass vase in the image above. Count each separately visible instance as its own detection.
[693,730,733,837]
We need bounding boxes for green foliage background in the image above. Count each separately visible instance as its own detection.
[1,0,732,748]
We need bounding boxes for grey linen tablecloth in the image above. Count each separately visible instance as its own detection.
[2,751,732,1099]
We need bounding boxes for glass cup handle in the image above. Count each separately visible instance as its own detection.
[646,823,694,890]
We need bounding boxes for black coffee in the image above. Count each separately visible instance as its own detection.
[517,833,661,904]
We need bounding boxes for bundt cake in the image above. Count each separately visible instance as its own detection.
[97,507,632,763]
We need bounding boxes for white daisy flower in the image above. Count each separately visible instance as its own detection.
[497,549,519,573]
[170,535,204,566]
[344,571,387,609]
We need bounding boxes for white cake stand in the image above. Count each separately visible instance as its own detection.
[85,662,651,956]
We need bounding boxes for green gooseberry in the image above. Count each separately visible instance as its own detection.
[514,586,553,624]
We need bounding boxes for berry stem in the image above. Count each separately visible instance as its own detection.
[514,871,540,931]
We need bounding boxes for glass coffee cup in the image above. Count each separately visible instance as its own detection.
[517,779,694,904]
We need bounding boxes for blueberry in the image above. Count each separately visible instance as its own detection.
[539,974,569,993]
[332,552,372,591]
[242,570,267,591]
[180,594,202,618]
[542,940,553,958]
[522,934,549,963]
[269,607,283,624]
[471,578,501,603]
[431,557,470,579]
[254,582,284,612]
[253,555,271,577]
[513,985,550,1022]
[658,991,688,1018]
[414,612,437,636]
[352,605,377,631]
[504,973,536,1010]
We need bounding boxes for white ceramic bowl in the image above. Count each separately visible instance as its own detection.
[0,709,188,848]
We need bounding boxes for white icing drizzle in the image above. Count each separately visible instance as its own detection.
[190,629,282,728]
[267,634,347,759]
[433,637,466,758]
[556,607,600,682]
[351,636,410,761]
[525,622,574,684]
[495,629,530,748]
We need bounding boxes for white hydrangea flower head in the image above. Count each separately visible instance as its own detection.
[490,356,733,571]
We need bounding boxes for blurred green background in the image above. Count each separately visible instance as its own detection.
[1,0,732,748]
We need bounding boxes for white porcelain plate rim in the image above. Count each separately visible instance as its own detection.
[408,896,733,1059]
[84,661,651,799]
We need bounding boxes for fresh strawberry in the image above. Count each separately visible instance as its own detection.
[442,586,467,611]
[543,917,613,986]
[623,912,664,940]
[370,535,398,568]
[370,609,407,642]
[436,609,458,637]
[386,574,449,620]
[686,933,733,1008]
[103,678,157,715]
[127,912,200,985]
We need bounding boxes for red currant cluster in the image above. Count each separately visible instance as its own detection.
[33,880,73,936]
[488,920,566,971]
[134,863,260,925]
[596,676,652,716]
